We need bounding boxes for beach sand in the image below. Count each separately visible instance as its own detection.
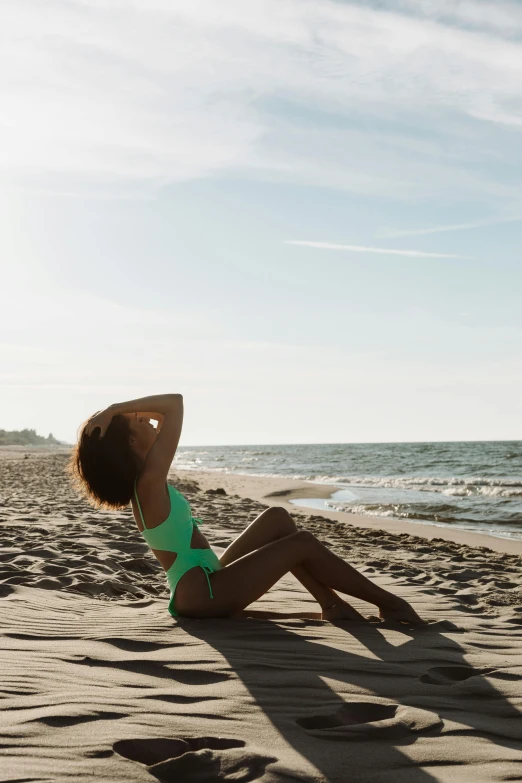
[1,447,521,782]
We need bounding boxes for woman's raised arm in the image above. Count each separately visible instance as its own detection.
[85,394,180,437]
[109,393,181,417]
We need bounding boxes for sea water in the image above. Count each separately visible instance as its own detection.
[174,441,522,542]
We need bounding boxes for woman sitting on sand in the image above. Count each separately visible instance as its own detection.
[69,393,424,625]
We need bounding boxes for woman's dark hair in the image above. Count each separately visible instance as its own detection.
[67,414,142,510]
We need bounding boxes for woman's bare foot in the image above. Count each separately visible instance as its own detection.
[321,599,368,622]
[378,597,425,626]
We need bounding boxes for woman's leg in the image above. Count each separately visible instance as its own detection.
[219,507,363,619]
[178,530,424,624]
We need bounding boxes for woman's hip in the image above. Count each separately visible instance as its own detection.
[166,549,223,617]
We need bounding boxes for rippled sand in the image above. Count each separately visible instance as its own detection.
[1,447,521,782]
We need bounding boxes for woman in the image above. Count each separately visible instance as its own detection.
[69,393,424,624]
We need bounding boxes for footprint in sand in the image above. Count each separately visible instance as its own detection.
[296,700,442,741]
[420,665,496,685]
[114,736,277,782]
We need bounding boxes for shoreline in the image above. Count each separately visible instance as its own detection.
[3,448,519,555]
[175,468,522,556]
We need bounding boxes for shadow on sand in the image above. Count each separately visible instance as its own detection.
[174,608,521,782]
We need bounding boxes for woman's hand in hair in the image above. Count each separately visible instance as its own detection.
[85,408,114,438]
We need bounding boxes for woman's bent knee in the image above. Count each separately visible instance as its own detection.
[260,507,296,538]
[266,506,295,523]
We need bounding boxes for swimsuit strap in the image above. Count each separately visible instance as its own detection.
[133,476,146,528]
[200,564,214,598]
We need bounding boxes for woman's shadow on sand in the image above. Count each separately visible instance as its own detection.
[175,607,521,783]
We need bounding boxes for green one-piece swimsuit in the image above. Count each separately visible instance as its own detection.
[133,477,222,617]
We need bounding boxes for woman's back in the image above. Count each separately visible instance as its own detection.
[131,478,210,573]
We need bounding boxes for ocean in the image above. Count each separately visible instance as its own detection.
[174,441,522,542]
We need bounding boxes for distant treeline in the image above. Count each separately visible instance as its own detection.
[0,429,62,446]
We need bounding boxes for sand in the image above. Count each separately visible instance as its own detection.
[1,446,521,782]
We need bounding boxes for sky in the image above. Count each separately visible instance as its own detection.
[2,0,521,446]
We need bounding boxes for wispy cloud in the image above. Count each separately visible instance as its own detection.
[2,0,522,203]
[284,240,473,259]
[382,214,522,238]
[391,0,522,38]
